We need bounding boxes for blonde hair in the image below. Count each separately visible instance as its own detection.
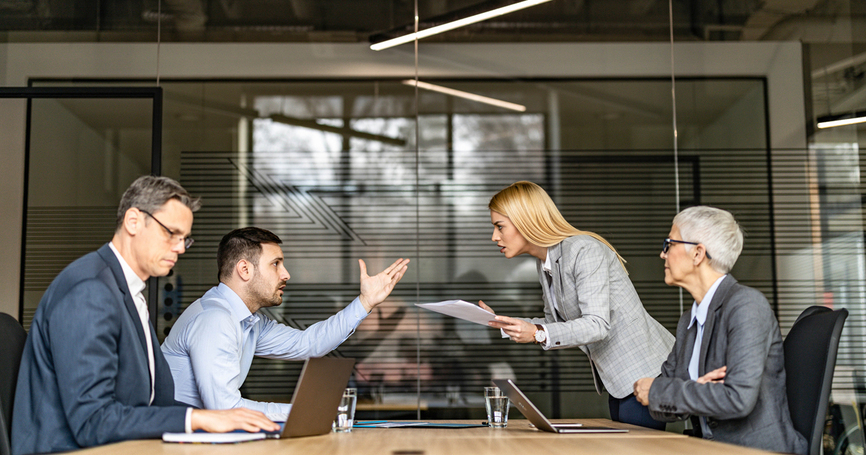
[488,181,626,270]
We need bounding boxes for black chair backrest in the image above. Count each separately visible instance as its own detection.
[784,305,848,455]
[0,313,26,455]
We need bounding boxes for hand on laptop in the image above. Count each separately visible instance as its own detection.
[358,258,411,312]
[191,408,280,433]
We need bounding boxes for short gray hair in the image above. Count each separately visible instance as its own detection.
[673,206,743,274]
[116,175,201,231]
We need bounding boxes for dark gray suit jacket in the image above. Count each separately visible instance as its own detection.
[12,244,188,454]
[648,275,807,454]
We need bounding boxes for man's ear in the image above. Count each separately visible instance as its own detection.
[123,208,144,236]
[236,259,254,282]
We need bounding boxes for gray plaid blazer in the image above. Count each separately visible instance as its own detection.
[521,235,674,399]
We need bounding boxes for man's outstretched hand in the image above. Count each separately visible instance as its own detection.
[359,258,410,312]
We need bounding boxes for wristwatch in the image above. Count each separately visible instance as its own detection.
[533,324,547,344]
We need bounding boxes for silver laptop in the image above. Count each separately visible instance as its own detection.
[274,356,356,438]
[163,357,356,443]
[493,379,627,434]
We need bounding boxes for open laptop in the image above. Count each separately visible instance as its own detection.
[163,356,355,443]
[276,356,356,438]
[493,379,627,434]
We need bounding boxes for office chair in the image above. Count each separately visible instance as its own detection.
[0,313,26,455]
[784,305,848,455]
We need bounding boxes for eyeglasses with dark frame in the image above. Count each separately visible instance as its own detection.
[139,209,194,250]
[662,238,712,259]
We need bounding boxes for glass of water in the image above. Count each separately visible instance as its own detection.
[333,388,357,432]
[484,386,510,428]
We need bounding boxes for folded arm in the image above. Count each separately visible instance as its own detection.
[648,303,772,421]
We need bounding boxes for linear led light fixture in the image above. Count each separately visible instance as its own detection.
[370,0,553,51]
[816,110,866,129]
[403,80,526,112]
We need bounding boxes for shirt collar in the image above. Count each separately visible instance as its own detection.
[215,282,257,325]
[108,241,146,297]
[688,274,727,329]
[542,248,553,274]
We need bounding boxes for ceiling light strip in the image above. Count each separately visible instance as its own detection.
[371,0,553,51]
[403,80,526,112]
[816,111,866,129]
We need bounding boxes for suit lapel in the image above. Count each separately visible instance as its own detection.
[681,323,698,378]
[97,244,151,372]
[548,243,566,321]
[536,260,553,317]
[698,275,736,375]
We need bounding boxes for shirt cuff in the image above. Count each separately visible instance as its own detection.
[185,408,193,433]
[349,296,372,319]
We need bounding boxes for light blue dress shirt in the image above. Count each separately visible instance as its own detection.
[161,283,368,417]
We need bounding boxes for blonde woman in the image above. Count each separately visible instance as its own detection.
[482,181,674,429]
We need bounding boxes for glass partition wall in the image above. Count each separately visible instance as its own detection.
[19,90,160,324]
[36,77,764,421]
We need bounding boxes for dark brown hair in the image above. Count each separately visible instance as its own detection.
[217,227,283,281]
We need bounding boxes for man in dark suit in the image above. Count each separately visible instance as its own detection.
[12,176,279,455]
[633,206,806,454]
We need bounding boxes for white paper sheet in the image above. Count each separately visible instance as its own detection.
[162,432,267,444]
[415,300,497,326]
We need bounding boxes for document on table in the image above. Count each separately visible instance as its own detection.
[162,432,268,444]
[354,421,487,428]
[415,300,497,326]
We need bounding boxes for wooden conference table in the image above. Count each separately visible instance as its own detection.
[73,419,775,455]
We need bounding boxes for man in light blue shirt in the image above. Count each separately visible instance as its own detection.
[161,227,410,419]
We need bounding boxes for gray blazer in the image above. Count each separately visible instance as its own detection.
[648,275,807,454]
[522,235,674,399]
